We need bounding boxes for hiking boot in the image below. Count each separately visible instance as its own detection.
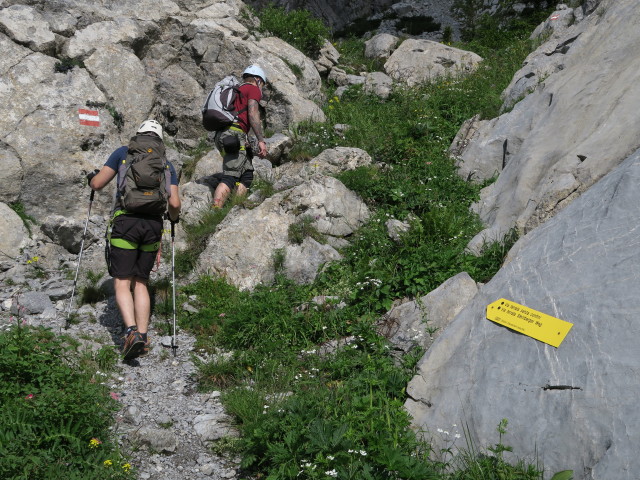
[139,339,151,357]
[122,331,145,360]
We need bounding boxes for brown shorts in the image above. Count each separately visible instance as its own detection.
[108,214,162,280]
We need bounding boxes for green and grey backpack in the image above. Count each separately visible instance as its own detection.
[117,134,170,216]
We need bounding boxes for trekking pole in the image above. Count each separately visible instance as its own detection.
[170,218,178,356]
[65,189,95,329]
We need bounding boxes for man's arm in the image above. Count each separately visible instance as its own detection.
[247,98,268,158]
[90,165,117,190]
[168,185,181,222]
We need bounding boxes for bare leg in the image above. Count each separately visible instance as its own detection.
[132,277,150,334]
[213,182,231,208]
[115,277,135,329]
[115,276,150,334]
[236,183,248,198]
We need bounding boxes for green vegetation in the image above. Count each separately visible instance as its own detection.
[80,270,110,305]
[54,56,85,74]
[0,325,132,479]
[85,101,125,132]
[170,9,567,478]
[255,5,330,58]
[9,201,37,236]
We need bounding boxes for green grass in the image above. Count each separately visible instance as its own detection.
[0,325,133,479]
[9,202,37,236]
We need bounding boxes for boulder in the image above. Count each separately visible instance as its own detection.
[40,214,101,254]
[378,272,478,354]
[192,148,223,182]
[405,148,640,480]
[0,202,29,271]
[11,291,54,316]
[384,39,482,87]
[195,175,370,290]
[130,426,177,453]
[273,147,372,191]
[364,33,399,59]
[328,67,365,87]
[363,71,393,99]
[314,40,340,75]
[0,5,56,54]
[284,237,342,285]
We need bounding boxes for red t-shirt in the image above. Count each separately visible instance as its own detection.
[233,83,262,133]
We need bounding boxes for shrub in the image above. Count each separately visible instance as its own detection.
[256,5,330,58]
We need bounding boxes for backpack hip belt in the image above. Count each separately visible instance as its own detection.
[107,210,161,252]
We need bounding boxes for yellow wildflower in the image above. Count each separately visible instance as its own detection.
[88,438,102,448]
[104,459,113,467]
[122,463,132,472]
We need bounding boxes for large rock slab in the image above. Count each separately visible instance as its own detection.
[84,44,155,136]
[406,149,640,480]
[365,33,399,60]
[63,18,151,59]
[453,0,640,252]
[0,146,23,203]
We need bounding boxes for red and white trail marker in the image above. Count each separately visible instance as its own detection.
[78,108,100,127]
[550,14,560,20]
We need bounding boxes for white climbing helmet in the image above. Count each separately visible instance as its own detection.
[242,64,267,84]
[137,119,163,138]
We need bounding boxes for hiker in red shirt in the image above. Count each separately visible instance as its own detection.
[213,64,269,208]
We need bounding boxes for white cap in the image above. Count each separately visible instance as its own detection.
[242,64,267,83]
[137,119,163,138]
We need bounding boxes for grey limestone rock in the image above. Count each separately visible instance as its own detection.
[453,0,640,252]
[384,39,483,87]
[406,148,640,480]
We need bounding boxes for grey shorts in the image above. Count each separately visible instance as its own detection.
[214,127,254,178]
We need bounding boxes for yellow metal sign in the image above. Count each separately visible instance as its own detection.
[486,299,573,348]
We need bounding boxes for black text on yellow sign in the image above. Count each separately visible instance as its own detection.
[486,299,573,348]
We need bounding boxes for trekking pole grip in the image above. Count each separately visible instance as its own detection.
[170,220,176,238]
[89,189,95,201]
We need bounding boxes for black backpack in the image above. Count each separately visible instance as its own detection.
[117,134,170,216]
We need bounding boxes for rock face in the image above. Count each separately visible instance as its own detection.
[451,0,640,252]
[406,149,640,480]
[0,0,326,225]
